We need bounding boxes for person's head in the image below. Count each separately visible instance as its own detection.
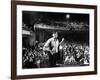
[52,32,58,39]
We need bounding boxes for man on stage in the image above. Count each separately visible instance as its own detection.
[43,32,64,67]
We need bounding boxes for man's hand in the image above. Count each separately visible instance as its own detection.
[61,38,64,42]
[59,38,64,45]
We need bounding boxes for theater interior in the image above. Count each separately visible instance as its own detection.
[22,11,90,68]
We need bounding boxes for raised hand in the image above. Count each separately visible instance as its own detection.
[61,38,64,42]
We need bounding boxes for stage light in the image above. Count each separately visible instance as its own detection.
[66,14,70,19]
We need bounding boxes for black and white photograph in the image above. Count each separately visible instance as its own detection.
[22,11,90,69]
[11,1,97,79]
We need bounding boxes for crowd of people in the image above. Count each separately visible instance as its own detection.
[62,42,89,65]
[22,40,89,68]
[35,22,89,31]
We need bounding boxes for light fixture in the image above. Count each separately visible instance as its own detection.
[66,14,70,19]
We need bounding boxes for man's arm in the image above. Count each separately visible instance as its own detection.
[43,39,51,51]
[59,38,64,45]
